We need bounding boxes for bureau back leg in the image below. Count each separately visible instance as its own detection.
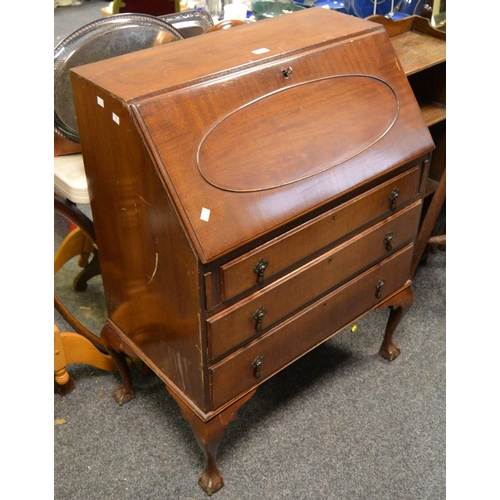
[378,285,414,361]
[167,388,257,495]
[100,322,136,405]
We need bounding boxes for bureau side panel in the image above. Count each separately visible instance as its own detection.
[71,73,207,409]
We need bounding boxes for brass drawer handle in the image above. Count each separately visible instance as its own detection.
[389,188,400,211]
[384,231,394,251]
[252,355,264,379]
[253,258,268,286]
[376,278,386,299]
[252,306,267,332]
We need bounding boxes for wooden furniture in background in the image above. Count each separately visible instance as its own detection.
[54,132,81,157]
[54,325,117,395]
[367,14,446,274]
[54,195,104,347]
[55,131,116,394]
[54,197,117,394]
[70,9,434,493]
[112,0,177,16]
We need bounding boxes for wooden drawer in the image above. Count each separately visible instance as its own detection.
[219,166,421,303]
[210,244,413,409]
[208,201,421,360]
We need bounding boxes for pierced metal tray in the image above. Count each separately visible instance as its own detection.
[54,13,184,143]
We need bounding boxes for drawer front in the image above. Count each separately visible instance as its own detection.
[209,201,421,360]
[210,244,413,409]
[219,166,420,302]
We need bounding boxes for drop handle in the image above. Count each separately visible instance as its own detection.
[253,258,268,286]
[384,231,394,251]
[281,67,293,79]
[376,278,386,299]
[389,188,400,211]
[252,356,264,379]
[252,306,267,332]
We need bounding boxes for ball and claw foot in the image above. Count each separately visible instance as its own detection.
[199,469,224,496]
[113,386,135,406]
[166,388,257,495]
[379,341,401,361]
[378,286,414,362]
[100,326,136,406]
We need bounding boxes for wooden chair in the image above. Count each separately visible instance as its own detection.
[54,324,117,395]
[54,186,116,394]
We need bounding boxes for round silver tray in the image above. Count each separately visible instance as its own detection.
[54,13,184,143]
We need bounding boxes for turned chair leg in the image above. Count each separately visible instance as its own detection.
[167,388,257,495]
[378,285,414,361]
[54,226,89,274]
[54,324,117,395]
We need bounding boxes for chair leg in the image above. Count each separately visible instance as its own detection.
[54,325,75,393]
[54,226,89,274]
[54,324,117,394]
[73,250,101,291]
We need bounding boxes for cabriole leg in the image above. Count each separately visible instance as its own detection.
[100,323,135,405]
[379,285,414,361]
[167,388,256,495]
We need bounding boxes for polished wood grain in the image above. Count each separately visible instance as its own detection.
[196,76,399,191]
[377,284,415,361]
[54,132,81,157]
[71,9,380,99]
[167,386,256,495]
[208,203,421,361]
[132,27,430,263]
[70,9,434,493]
[219,166,421,303]
[210,245,414,409]
[368,14,446,269]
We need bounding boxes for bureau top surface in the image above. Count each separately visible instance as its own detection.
[71,8,380,100]
[71,9,434,263]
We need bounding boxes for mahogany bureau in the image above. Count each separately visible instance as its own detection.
[70,8,434,494]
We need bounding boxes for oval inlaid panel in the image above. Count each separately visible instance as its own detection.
[197,76,398,192]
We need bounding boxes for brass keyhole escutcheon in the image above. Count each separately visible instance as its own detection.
[384,231,394,251]
[282,67,293,79]
[253,258,268,286]
[252,355,264,379]
[389,188,400,211]
[376,278,386,299]
[252,306,267,332]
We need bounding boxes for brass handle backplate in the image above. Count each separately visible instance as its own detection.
[384,231,394,251]
[253,258,268,286]
[376,278,386,299]
[389,188,400,211]
[252,356,264,379]
[252,306,267,332]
